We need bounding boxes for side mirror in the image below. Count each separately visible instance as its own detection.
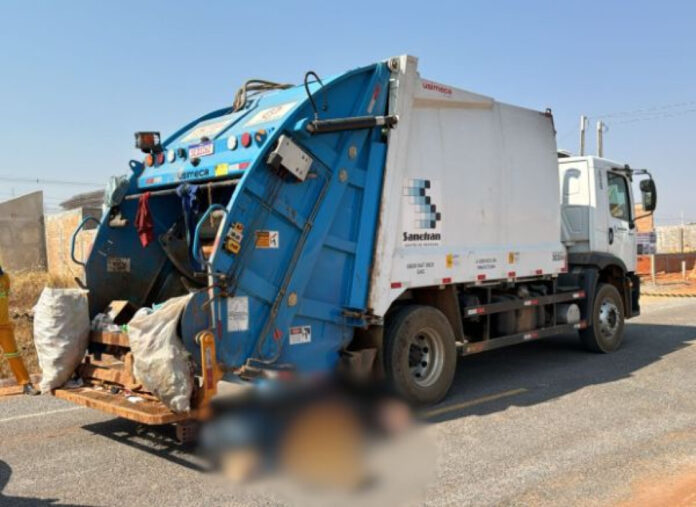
[640,178,657,212]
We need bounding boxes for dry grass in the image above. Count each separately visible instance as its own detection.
[1,270,75,380]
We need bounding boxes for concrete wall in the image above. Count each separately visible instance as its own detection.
[636,253,696,275]
[0,192,47,271]
[45,207,101,280]
[656,224,696,253]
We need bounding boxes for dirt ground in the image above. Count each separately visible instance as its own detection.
[0,271,73,380]
[617,465,696,506]
[641,272,696,296]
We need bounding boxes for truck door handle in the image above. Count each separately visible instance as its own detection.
[608,227,614,245]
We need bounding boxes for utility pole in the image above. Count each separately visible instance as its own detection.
[596,120,606,157]
[579,115,588,156]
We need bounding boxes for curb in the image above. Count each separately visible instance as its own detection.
[641,292,696,298]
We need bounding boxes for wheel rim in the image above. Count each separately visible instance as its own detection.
[598,298,620,340]
[407,327,445,387]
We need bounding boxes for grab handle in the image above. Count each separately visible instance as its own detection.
[71,216,101,267]
[193,204,228,266]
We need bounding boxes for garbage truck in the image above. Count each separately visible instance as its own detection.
[56,54,657,423]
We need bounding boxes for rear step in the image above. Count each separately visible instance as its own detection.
[54,385,193,425]
[54,330,193,424]
[54,329,221,425]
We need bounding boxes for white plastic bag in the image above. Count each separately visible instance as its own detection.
[33,288,90,393]
[127,294,194,413]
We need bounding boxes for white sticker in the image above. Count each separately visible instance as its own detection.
[180,118,233,143]
[255,230,279,249]
[227,296,249,332]
[245,102,297,127]
[106,257,131,273]
[289,325,311,345]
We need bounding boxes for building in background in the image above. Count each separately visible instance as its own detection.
[0,189,102,277]
[59,190,104,211]
[44,208,101,280]
[0,191,47,271]
[655,224,696,254]
[45,191,103,280]
[634,204,696,276]
[634,203,654,233]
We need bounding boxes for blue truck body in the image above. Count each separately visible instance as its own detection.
[83,62,391,378]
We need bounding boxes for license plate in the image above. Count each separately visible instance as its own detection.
[189,141,214,159]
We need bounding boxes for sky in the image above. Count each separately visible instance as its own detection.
[0,0,693,224]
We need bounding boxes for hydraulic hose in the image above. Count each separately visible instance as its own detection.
[232,79,293,112]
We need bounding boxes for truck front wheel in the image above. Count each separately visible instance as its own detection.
[580,283,625,353]
[384,305,457,404]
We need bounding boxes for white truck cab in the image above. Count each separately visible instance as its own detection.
[559,155,655,273]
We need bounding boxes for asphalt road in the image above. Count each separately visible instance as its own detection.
[1,297,695,506]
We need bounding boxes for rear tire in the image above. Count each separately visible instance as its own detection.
[384,305,457,404]
[580,283,625,353]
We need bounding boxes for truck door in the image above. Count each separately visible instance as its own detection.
[606,171,636,271]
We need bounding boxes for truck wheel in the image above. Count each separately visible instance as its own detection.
[580,283,625,353]
[384,305,457,404]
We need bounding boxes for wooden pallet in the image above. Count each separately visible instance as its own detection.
[0,374,41,397]
[90,330,130,348]
[53,329,194,424]
[54,385,194,425]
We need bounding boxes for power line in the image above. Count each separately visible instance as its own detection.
[590,99,696,120]
[0,175,102,187]
[0,192,80,204]
[605,107,696,125]
[0,191,64,199]
[588,100,696,120]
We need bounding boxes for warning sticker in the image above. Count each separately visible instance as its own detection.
[227,296,249,332]
[245,102,297,127]
[215,163,229,176]
[107,257,131,273]
[289,325,311,345]
[446,253,460,269]
[255,230,279,249]
[227,223,244,243]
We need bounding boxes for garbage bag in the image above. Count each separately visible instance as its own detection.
[127,294,194,413]
[33,288,90,393]
[91,313,121,333]
[103,174,129,209]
